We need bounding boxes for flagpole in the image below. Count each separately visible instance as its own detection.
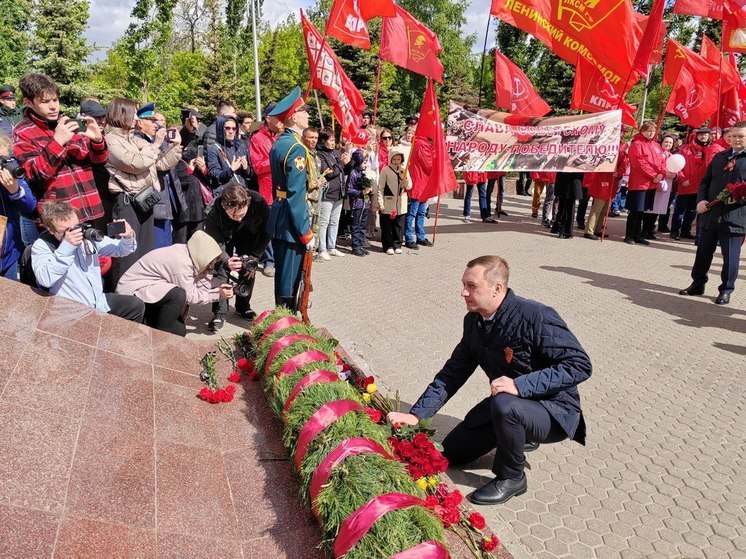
[477,15,492,109]
[431,195,441,245]
[314,90,324,128]
[373,54,383,125]
[639,67,651,126]
[715,53,724,129]
[250,0,262,119]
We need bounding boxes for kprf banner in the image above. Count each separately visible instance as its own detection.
[446,102,622,173]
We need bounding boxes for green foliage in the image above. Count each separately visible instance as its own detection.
[30,0,92,106]
[0,0,32,82]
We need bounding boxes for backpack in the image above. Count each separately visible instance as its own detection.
[19,232,57,290]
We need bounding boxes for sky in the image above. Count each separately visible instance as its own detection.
[85,0,496,60]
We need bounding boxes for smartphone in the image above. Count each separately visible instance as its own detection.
[75,118,88,132]
[196,144,204,159]
[167,128,177,141]
[106,221,126,238]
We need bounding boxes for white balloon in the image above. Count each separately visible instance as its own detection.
[666,154,686,173]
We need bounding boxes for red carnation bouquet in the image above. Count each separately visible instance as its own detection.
[706,181,746,209]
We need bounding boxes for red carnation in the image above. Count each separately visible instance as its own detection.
[424,495,440,509]
[468,511,486,530]
[199,387,214,402]
[228,371,241,383]
[443,489,463,509]
[236,357,254,373]
[225,384,237,395]
[481,534,499,552]
[364,408,383,423]
[362,376,375,388]
[440,506,462,527]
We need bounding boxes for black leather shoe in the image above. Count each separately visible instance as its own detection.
[352,248,366,256]
[235,309,257,321]
[634,236,650,245]
[469,474,527,505]
[583,233,599,241]
[404,242,419,250]
[417,238,433,247]
[716,292,731,305]
[679,284,705,296]
[208,315,225,332]
[524,441,540,452]
[680,233,696,239]
[624,237,635,245]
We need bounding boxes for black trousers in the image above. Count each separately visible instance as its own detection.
[144,286,187,336]
[576,188,590,226]
[442,394,567,479]
[110,193,155,288]
[625,210,644,240]
[172,220,202,245]
[691,229,744,294]
[552,198,576,237]
[380,213,404,251]
[105,292,145,323]
[212,267,254,317]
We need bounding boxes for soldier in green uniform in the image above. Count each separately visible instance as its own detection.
[266,87,315,309]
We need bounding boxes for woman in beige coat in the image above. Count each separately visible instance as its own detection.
[105,97,182,286]
[378,149,410,254]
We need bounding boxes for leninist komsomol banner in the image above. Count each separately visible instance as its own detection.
[446,102,622,173]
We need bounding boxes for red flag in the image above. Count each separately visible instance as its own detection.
[414,80,457,199]
[663,38,720,87]
[494,50,551,117]
[490,0,645,90]
[708,52,744,127]
[359,0,396,20]
[301,12,366,138]
[326,0,372,49]
[723,8,746,52]
[632,0,666,79]
[701,36,741,92]
[665,66,719,127]
[673,0,723,18]
[380,5,444,84]
[571,56,636,127]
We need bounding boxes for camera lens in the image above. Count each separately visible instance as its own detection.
[82,227,105,242]
[0,158,25,179]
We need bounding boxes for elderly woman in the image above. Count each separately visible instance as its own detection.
[378,148,410,254]
[116,230,234,336]
[105,97,182,285]
[625,120,666,245]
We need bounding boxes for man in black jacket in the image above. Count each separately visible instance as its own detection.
[679,121,746,305]
[388,255,592,505]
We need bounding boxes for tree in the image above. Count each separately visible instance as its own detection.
[0,0,32,83]
[30,0,92,106]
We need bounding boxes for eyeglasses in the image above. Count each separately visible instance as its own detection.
[223,200,247,209]
[224,126,237,131]
[381,136,393,140]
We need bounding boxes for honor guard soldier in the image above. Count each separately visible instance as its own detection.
[266,87,314,309]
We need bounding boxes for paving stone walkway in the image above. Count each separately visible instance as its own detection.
[188,194,745,559]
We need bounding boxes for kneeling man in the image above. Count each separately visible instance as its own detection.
[388,255,592,505]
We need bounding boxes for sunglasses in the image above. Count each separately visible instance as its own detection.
[223,200,247,209]
[224,126,237,130]
[381,136,393,140]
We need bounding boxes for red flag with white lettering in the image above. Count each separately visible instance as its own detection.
[673,0,723,18]
[571,56,636,127]
[380,5,444,83]
[494,50,551,117]
[415,80,458,199]
[301,12,366,138]
[665,65,719,127]
[326,0,372,49]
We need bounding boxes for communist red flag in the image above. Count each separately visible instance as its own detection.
[665,66,719,127]
[631,0,666,79]
[494,50,551,117]
[490,0,645,89]
[673,0,723,18]
[571,56,636,127]
[301,12,366,138]
[414,80,457,199]
[380,5,444,83]
[663,38,720,87]
[701,35,742,92]
[325,0,396,49]
[722,3,746,53]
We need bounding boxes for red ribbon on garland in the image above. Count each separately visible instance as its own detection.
[283,370,340,417]
[310,437,392,519]
[295,399,363,469]
[258,316,301,347]
[252,309,273,326]
[265,334,317,373]
[390,541,451,559]
[277,350,333,379]
[333,493,424,559]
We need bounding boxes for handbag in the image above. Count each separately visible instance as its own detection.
[131,184,161,213]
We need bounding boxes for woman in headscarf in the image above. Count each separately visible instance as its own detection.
[378,148,410,254]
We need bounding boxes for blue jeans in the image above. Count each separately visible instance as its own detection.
[486,176,505,215]
[261,240,275,269]
[1,259,19,281]
[154,219,172,248]
[611,185,628,213]
[463,182,488,219]
[351,206,369,249]
[19,215,39,246]
[318,199,343,252]
[405,199,427,243]
[671,194,697,236]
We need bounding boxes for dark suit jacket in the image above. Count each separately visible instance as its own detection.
[409,290,592,444]
[698,149,746,235]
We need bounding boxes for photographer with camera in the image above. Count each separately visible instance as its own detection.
[0,133,36,280]
[12,73,107,225]
[201,183,270,331]
[116,230,234,336]
[30,201,144,322]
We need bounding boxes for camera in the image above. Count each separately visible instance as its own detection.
[167,128,177,141]
[226,255,258,298]
[71,223,105,242]
[0,157,25,179]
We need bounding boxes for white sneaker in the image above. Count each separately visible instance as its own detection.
[328,248,345,257]
[462,216,472,223]
[394,248,402,254]
[386,248,394,255]
[319,251,331,261]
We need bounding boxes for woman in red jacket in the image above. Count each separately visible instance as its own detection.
[625,120,666,245]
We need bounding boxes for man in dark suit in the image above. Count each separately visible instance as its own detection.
[388,255,592,505]
[679,121,746,305]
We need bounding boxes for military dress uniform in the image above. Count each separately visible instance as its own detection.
[266,88,314,309]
